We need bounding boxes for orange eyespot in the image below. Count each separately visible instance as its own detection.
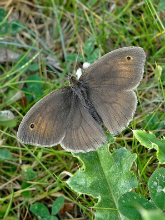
[126,56,132,61]
[29,123,35,130]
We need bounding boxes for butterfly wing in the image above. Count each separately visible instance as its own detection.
[80,47,146,90]
[17,87,72,147]
[60,95,107,153]
[88,88,137,135]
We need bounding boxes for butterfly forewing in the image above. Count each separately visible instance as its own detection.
[81,47,146,91]
[17,87,72,147]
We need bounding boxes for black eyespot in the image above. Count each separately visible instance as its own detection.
[126,56,132,61]
[30,123,35,129]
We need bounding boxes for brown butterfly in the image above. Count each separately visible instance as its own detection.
[17,47,146,153]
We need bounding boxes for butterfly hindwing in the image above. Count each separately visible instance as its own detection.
[88,88,137,135]
[61,95,107,152]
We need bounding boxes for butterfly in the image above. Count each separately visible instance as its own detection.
[17,47,146,153]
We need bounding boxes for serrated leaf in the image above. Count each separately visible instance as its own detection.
[118,192,156,220]
[67,145,138,220]
[148,168,165,211]
[52,196,65,215]
[0,149,12,162]
[84,37,95,56]
[133,130,165,164]
[30,202,50,217]
[133,130,156,149]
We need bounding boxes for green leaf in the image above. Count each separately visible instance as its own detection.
[0,149,12,162]
[0,23,9,36]
[41,216,58,220]
[0,7,7,22]
[0,110,15,121]
[133,130,157,149]
[0,109,17,128]
[0,10,23,36]
[30,202,50,217]
[140,209,165,220]
[21,165,37,180]
[86,48,100,63]
[28,63,40,71]
[118,192,156,220]
[148,168,165,211]
[158,0,165,11]
[0,119,17,128]
[21,181,32,198]
[9,20,23,35]
[67,145,138,220]
[84,37,95,56]
[0,8,9,37]
[145,113,164,130]
[0,204,8,217]
[133,130,165,164]
[66,53,83,62]
[52,196,65,215]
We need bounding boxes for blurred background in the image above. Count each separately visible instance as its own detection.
[0,0,165,219]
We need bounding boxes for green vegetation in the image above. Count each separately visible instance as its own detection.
[0,0,165,219]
